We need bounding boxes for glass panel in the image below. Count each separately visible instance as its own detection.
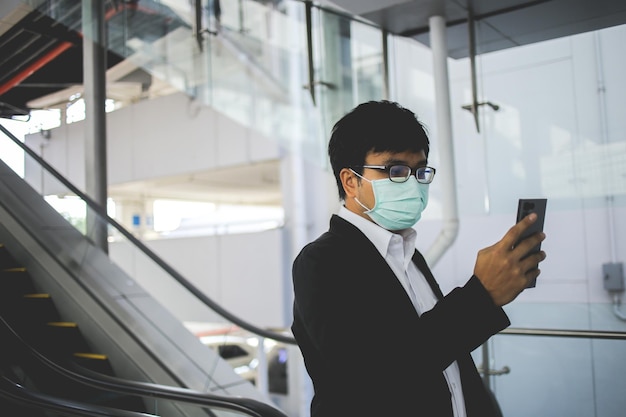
[467,22,626,417]
[385,19,626,417]
[466,23,626,215]
[386,35,441,219]
[6,2,626,416]
[314,8,386,149]
[486,331,626,417]
[22,0,326,168]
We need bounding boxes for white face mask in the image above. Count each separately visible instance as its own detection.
[351,169,429,230]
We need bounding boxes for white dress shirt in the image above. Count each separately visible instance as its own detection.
[338,206,467,417]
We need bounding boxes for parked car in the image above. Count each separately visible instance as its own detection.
[200,333,260,383]
[197,330,288,394]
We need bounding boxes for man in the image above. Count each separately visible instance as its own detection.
[291,101,546,416]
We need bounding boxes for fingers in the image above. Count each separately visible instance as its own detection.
[520,250,547,272]
[501,212,538,248]
[525,266,542,288]
[512,231,546,259]
[475,216,548,305]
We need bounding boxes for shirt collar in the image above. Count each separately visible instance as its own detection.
[337,206,417,260]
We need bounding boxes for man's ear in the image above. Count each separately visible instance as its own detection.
[340,168,358,198]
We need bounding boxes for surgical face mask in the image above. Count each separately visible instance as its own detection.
[351,169,429,230]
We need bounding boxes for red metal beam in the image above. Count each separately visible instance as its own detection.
[0,41,73,97]
[0,2,156,101]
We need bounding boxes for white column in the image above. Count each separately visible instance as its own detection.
[425,15,460,267]
[425,16,459,266]
[82,0,109,252]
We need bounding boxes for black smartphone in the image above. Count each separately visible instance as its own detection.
[515,198,547,287]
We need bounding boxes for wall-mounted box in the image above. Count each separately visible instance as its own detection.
[603,262,624,292]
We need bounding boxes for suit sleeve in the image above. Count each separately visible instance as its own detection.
[293,239,509,374]
[291,225,510,414]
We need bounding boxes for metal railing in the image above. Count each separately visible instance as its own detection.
[501,327,626,340]
[0,123,298,349]
[0,315,288,417]
[480,326,626,389]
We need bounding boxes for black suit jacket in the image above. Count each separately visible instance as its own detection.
[291,215,510,416]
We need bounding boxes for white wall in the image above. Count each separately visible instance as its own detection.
[388,24,626,315]
[23,92,289,329]
[390,24,626,417]
[25,92,281,190]
[109,228,285,328]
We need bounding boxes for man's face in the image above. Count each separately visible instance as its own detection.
[341,149,428,222]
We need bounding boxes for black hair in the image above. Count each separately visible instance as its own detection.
[328,100,430,200]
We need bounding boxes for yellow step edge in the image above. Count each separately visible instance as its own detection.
[3,267,26,272]
[47,322,78,328]
[74,352,108,361]
[23,293,51,299]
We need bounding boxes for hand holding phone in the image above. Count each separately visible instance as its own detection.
[515,198,547,287]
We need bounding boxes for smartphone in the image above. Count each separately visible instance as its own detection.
[515,198,547,287]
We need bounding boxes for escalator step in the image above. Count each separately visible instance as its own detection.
[1,293,61,329]
[73,352,115,375]
[73,352,108,360]
[2,267,27,272]
[23,295,60,319]
[47,322,78,328]
[23,293,51,299]
[0,244,22,269]
[23,294,58,318]
[45,322,87,350]
[37,322,93,358]
[0,245,148,414]
[0,267,37,298]
[71,352,148,412]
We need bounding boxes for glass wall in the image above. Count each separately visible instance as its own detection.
[309,13,626,415]
[466,24,626,417]
[313,8,387,159]
[384,17,626,416]
[488,333,626,417]
[8,1,626,415]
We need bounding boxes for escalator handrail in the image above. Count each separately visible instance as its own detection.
[0,122,296,346]
[0,376,156,417]
[0,315,288,417]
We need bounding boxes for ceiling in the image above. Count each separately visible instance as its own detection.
[0,0,189,118]
[319,0,626,59]
[0,1,292,208]
[4,0,622,117]
[2,0,626,117]
[1,0,626,208]
[108,160,283,206]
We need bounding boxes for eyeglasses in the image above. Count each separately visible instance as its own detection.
[352,165,436,184]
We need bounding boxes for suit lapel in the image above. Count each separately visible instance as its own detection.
[332,216,493,415]
[411,250,445,300]
[411,250,493,416]
[330,215,420,309]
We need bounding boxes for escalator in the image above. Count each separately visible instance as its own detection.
[0,175,290,416]
[0,243,148,415]
[0,120,294,416]
[0,280,289,417]
[0,1,303,413]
